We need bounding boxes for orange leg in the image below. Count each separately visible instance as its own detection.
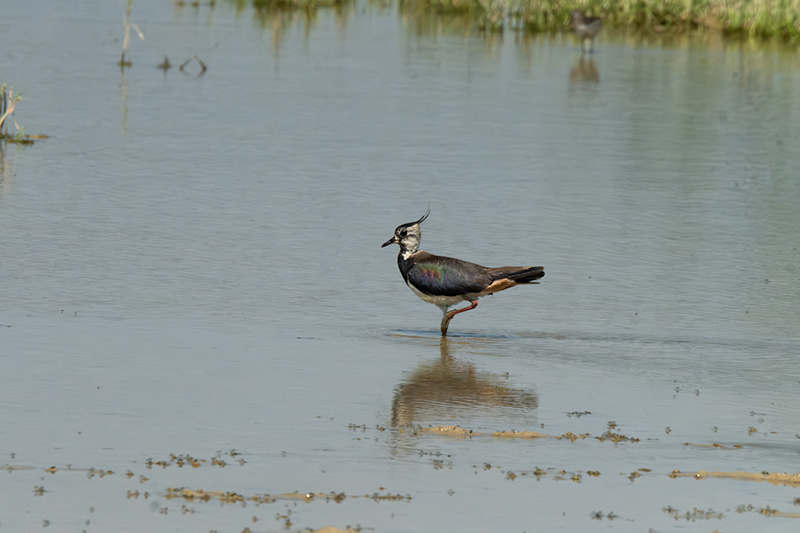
[447,300,478,320]
[440,300,478,336]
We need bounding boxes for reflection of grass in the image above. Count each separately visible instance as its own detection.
[226,0,355,34]
[229,0,347,9]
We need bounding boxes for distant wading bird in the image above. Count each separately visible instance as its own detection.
[570,10,602,54]
[382,210,544,336]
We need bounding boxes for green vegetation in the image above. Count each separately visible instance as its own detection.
[225,0,800,40]
[412,0,800,39]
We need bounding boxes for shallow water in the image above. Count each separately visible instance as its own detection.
[1,1,799,531]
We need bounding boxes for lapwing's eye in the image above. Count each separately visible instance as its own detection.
[400,229,408,237]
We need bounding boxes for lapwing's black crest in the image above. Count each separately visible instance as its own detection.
[382,210,544,336]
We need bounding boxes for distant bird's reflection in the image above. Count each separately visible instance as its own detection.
[390,337,538,428]
[569,56,600,85]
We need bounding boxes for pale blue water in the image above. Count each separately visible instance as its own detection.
[1,1,799,531]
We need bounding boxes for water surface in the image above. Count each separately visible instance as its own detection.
[1,1,799,531]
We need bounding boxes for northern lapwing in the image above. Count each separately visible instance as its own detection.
[570,10,602,54]
[382,210,544,336]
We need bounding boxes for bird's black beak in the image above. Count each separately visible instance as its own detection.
[381,236,398,248]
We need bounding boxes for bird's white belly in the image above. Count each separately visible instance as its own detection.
[408,283,469,307]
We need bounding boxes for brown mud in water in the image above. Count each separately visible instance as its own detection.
[164,487,411,505]
[670,470,800,487]
[404,423,638,443]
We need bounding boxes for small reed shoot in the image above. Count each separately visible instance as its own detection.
[119,0,145,68]
[0,84,47,145]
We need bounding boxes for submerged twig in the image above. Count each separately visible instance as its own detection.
[179,55,208,76]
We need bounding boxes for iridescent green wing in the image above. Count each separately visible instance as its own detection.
[407,256,491,296]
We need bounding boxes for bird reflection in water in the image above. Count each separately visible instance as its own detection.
[569,56,600,85]
[390,337,538,428]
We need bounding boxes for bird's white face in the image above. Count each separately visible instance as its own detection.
[394,223,422,258]
[382,209,429,256]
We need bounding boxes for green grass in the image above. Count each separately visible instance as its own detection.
[417,0,800,39]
